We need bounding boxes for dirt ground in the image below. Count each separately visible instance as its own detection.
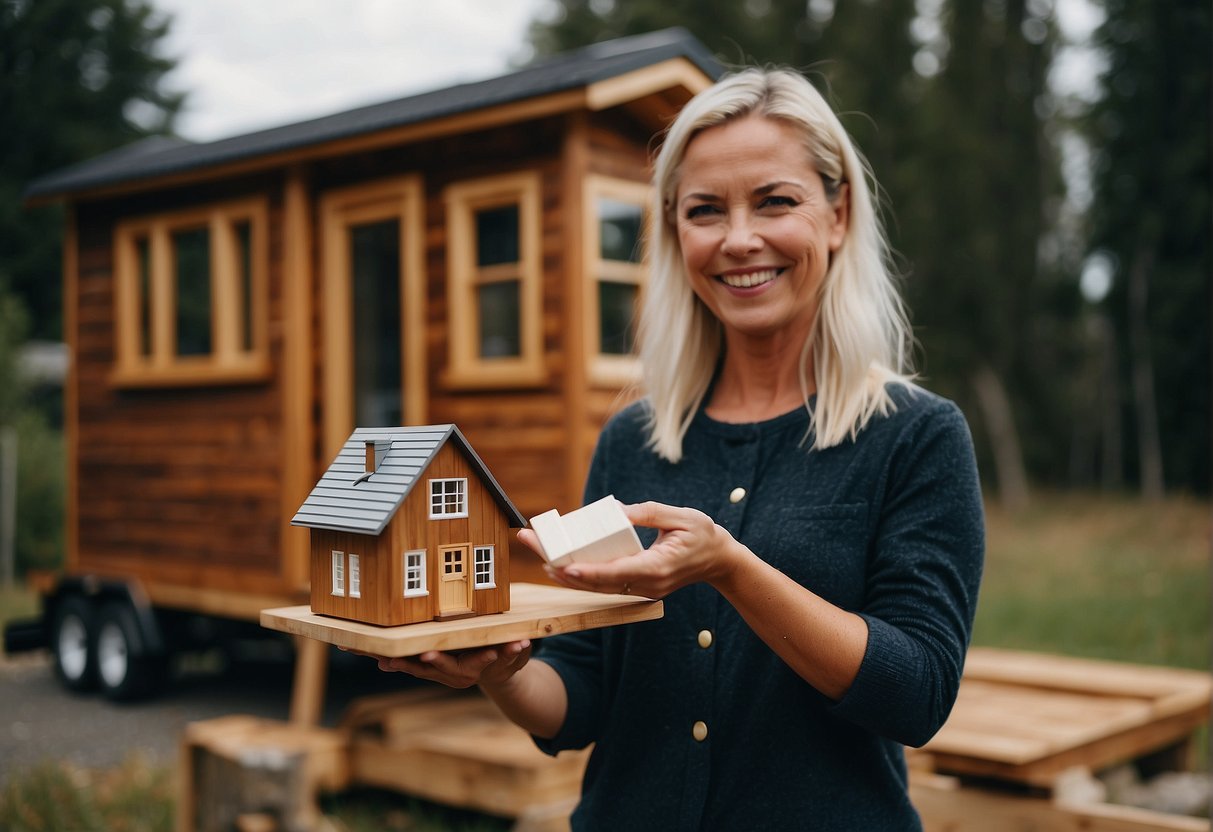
[0,645,411,785]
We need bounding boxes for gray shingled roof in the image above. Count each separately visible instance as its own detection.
[291,424,526,536]
[26,27,722,201]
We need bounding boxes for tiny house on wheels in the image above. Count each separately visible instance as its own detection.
[5,29,721,699]
[293,425,526,626]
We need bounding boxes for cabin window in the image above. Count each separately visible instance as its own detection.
[473,546,495,589]
[584,176,649,386]
[429,478,468,519]
[331,550,346,596]
[443,172,544,387]
[403,549,427,597]
[348,553,361,598]
[112,198,269,386]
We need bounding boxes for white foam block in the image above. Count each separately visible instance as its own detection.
[529,495,643,568]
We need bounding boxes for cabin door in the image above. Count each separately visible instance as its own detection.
[438,544,473,618]
[320,177,427,459]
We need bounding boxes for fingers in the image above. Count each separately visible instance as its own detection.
[621,500,700,530]
[361,640,532,689]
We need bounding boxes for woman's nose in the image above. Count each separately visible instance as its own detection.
[721,211,761,256]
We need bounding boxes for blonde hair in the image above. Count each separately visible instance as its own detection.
[638,67,914,462]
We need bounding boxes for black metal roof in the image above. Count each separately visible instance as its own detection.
[26,27,722,202]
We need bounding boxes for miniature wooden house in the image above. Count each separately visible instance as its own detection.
[292,425,525,626]
[24,29,719,619]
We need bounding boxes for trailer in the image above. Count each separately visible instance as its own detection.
[4,28,721,702]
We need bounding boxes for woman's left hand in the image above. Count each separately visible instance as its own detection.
[520,501,745,599]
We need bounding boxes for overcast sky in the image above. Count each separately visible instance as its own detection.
[154,0,552,142]
[152,0,1102,144]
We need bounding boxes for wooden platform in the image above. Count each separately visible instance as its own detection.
[915,647,1213,787]
[261,582,662,657]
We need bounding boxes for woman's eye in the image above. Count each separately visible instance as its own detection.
[685,204,721,220]
[759,195,797,210]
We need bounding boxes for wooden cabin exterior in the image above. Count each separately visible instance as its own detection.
[293,425,527,626]
[24,29,721,623]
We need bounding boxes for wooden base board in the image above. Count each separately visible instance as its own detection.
[261,582,662,657]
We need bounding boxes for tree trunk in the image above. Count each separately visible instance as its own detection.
[972,364,1030,512]
[1127,245,1164,500]
[1096,314,1124,490]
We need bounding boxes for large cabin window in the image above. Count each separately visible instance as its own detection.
[443,172,544,387]
[584,175,648,386]
[113,198,269,386]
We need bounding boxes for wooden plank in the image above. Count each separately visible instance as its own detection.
[910,771,1210,832]
[917,649,1213,787]
[262,582,662,656]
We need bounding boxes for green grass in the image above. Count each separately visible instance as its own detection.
[972,492,1211,670]
[1,493,1208,828]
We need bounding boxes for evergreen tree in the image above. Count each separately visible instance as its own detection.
[0,0,183,340]
[1083,0,1211,495]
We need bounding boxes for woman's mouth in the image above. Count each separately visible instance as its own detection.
[718,268,782,289]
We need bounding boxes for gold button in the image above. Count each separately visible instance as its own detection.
[697,629,713,649]
[692,721,708,742]
[729,487,746,504]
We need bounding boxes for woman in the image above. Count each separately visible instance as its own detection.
[379,68,984,830]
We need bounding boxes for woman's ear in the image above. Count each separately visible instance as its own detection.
[828,182,850,252]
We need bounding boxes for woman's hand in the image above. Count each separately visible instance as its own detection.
[341,640,533,690]
[520,500,748,599]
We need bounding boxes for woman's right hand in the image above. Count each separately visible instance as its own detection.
[342,639,533,690]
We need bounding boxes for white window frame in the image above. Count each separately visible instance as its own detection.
[331,550,345,597]
[473,545,496,589]
[403,549,428,597]
[428,478,468,519]
[348,553,361,598]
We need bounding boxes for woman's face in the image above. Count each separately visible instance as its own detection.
[673,114,848,344]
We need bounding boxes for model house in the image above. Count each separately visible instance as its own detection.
[24,29,720,624]
[292,425,527,625]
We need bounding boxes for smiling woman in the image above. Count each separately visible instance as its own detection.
[369,68,985,832]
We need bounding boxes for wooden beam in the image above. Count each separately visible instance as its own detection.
[585,57,714,113]
[281,167,314,592]
[63,206,79,571]
[561,112,590,513]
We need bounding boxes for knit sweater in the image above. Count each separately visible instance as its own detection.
[533,383,985,831]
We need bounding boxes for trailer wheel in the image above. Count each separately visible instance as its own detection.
[95,601,165,701]
[51,595,97,692]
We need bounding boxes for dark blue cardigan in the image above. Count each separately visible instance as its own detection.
[534,384,985,831]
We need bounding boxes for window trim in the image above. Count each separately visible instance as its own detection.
[403,549,428,597]
[442,171,545,388]
[473,545,496,589]
[331,550,346,597]
[112,197,270,387]
[428,478,468,519]
[348,552,361,598]
[583,175,650,387]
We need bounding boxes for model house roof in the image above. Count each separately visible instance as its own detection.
[25,27,722,202]
[291,424,527,535]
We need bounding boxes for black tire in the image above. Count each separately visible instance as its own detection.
[94,601,166,701]
[50,594,98,692]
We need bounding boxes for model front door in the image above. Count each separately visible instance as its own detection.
[438,545,472,617]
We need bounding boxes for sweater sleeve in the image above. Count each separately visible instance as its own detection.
[830,399,985,747]
[530,412,618,754]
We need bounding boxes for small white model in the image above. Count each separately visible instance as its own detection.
[529,495,643,568]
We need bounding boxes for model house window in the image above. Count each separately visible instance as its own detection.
[348,553,361,598]
[443,172,544,387]
[473,546,495,589]
[112,198,269,386]
[584,176,649,386]
[403,550,427,596]
[429,478,468,518]
[331,550,345,596]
